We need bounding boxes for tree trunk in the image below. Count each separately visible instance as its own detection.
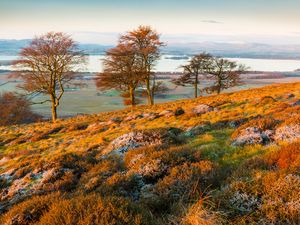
[50,94,57,122]
[51,101,57,122]
[145,79,154,105]
[217,79,222,94]
[129,87,135,107]
[194,75,198,98]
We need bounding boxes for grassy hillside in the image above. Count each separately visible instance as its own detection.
[0,83,300,224]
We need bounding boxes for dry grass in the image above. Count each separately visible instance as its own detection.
[1,82,300,224]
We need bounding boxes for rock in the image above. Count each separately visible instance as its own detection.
[109,117,123,124]
[141,113,150,118]
[159,110,174,117]
[124,114,149,122]
[147,113,160,120]
[124,116,136,122]
[289,99,300,107]
[232,127,274,146]
[192,104,215,115]
[274,125,300,143]
[174,107,185,116]
[104,131,163,156]
[134,158,168,181]
[285,93,295,99]
[0,167,73,204]
[185,124,210,137]
[104,128,183,156]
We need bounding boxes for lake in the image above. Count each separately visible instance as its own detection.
[1,55,300,72]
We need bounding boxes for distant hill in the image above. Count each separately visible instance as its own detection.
[0,39,112,55]
[1,39,300,59]
[166,42,300,59]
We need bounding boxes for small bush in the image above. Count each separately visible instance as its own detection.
[0,92,41,126]
[155,161,215,203]
[0,193,61,225]
[260,173,300,224]
[181,200,225,225]
[266,142,300,170]
[37,194,149,225]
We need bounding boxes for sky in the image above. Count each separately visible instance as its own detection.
[1,0,300,45]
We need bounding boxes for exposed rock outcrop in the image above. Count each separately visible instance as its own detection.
[232,127,274,146]
[192,104,215,115]
[274,125,300,143]
[159,110,174,117]
[104,128,183,156]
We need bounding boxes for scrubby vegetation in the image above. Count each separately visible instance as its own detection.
[1,82,300,224]
[0,92,41,126]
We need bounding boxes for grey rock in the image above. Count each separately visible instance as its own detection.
[185,125,209,137]
[274,124,300,142]
[232,127,274,146]
[159,110,174,117]
[289,99,300,107]
[192,104,215,115]
[105,131,163,156]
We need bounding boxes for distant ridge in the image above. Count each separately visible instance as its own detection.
[1,39,300,59]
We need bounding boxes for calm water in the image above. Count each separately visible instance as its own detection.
[1,55,300,72]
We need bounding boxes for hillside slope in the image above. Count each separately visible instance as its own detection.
[1,83,300,224]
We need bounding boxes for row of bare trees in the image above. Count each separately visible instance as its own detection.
[6,26,245,123]
[172,53,245,98]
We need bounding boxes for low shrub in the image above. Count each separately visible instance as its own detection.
[0,192,61,225]
[37,194,150,225]
[266,142,300,170]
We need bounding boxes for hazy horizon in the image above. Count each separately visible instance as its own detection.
[1,0,300,45]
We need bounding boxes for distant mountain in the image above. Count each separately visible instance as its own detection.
[1,39,300,59]
[0,39,112,55]
[165,42,300,59]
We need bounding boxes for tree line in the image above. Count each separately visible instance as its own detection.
[1,26,245,124]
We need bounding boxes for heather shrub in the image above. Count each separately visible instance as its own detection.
[0,193,61,225]
[280,114,300,126]
[181,200,225,225]
[155,161,216,203]
[82,156,124,191]
[218,179,262,217]
[97,172,144,199]
[260,173,300,224]
[37,194,151,225]
[266,142,300,170]
[124,146,203,182]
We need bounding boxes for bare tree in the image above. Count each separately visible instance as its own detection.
[172,53,212,98]
[12,32,86,122]
[205,57,245,94]
[95,43,142,107]
[120,25,165,105]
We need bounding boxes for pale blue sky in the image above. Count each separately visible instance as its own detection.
[1,0,300,44]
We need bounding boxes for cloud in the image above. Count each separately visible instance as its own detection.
[201,20,223,24]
